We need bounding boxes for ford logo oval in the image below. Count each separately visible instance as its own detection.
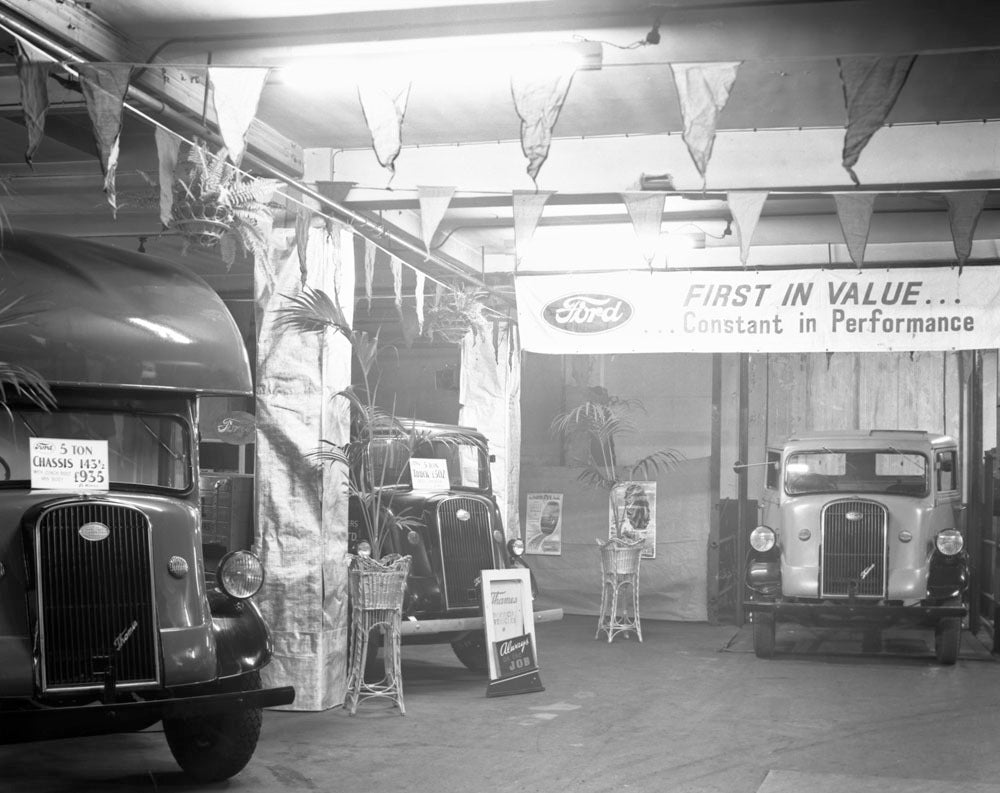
[845,511,864,522]
[456,509,471,522]
[542,294,633,334]
[79,522,110,542]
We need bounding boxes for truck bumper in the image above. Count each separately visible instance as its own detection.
[744,600,965,626]
[399,607,564,637]
[1,685,296,744]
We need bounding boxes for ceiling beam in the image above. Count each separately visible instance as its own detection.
[0,0,303,175]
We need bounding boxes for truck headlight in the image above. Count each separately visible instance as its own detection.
[749,526,776,552]
[507,538,525,557]
[218,550,265,599]
[935,529,964,556]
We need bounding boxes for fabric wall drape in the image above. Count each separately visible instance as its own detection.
[460,319,521,538]
[254,224,354,711]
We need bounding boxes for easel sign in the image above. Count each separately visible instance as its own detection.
[480,568,544,698]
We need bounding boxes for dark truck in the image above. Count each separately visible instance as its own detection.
[0,231,293,781]
[349,420,562,673]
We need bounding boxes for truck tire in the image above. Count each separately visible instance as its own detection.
[934,618,962,665]
[451,631,489,673]
[752,613,776,659]
[163,671,263,783]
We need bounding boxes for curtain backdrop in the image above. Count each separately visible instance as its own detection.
[254,223,354,711]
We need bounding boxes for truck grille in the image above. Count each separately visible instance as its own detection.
[821,500,887,598]
[436,496,497,609]
[35,502,160,692]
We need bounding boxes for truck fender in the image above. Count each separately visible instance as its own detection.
[207,590,273,679]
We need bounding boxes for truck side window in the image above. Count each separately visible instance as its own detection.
[936,450,957,492]
[765,450,780,490]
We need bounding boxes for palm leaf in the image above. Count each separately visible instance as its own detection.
[274,287,351,337]
[625,449,685,481]
[0,362,56,411]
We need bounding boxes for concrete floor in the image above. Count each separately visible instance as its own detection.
[4,615,1000,793]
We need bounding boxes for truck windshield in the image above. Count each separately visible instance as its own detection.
[785,448,928,497]
[0,408,190,491]
[367,437,489,491]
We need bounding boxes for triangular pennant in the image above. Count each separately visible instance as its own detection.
[364,239,376,311]
[512,190,553,270]
[833,193,876,269]
[77,63,133,216]
[14,40,53,166]
[434,281,444,309]
[390,255,403,316]
[727,191,768,266]
[838,55,916,185]
[417,185,455,253]
[154,127,181,228]
[209,66,269,167]
[510,67,575,184]
[669,62,741,181]
[358,80,411,176]
[621,192,667,266]
[295,205,312,286]
[945,191,987,271]
[415,271,426,335]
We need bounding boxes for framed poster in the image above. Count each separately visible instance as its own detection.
[525,492,562,555]
[480,568,544,697]
[608,481,656,559]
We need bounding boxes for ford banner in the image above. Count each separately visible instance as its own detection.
[514,267,1000,354]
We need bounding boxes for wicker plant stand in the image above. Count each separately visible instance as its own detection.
[596,537,644,643]
[344,554,411,715]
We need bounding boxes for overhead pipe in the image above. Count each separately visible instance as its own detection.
[0,9,506,302]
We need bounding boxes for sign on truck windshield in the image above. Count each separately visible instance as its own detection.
[785,448,928,496]
[367,438,489,491]
[0,409,190,490]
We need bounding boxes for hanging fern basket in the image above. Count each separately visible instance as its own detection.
[171,198,234,248]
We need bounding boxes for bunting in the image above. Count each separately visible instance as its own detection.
[154,127,181,228]
[417,185,455,253]
[621,192,667,267]
[209,66,270,166]
[77,64,134,216]
[363,238,376,310]
[838,55,916,185]
[512,189,554,270]
[510,66,575,184]
[833,193,876,269]
[669,62,741,182]
[296,205,313,286]
[945,190,987,272]
[358,80,411,177]
[415,271,426,334]
[14,41,53,166]
[727,191,768,266]
[390,255,403,316]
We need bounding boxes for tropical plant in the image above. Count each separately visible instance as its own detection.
[0,292,55,414]
[550,385,683,538]
[170,141,278,268]
[274,285,484,559]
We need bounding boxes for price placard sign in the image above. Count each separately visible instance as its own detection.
[481,568,544,697]
[30,437,109,491]
[409,458,450,491]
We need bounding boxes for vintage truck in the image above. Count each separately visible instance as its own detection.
[745,430,968,663]
[0,230,294,780]
[349,419,561,674]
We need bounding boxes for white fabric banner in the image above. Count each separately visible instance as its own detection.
[515,267,1000,354]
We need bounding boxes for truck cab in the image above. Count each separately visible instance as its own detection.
[0,231,293,780]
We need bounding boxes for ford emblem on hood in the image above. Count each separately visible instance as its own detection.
[845,511,864,522]
[79,522,110,541]
[542,294,633,334]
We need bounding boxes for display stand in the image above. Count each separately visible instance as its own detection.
[344,555,411,715]
[596,538,644,643]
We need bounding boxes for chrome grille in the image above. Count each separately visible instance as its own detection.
[36,501,159,692]
[821,500,887,598]
[436,496,497,609]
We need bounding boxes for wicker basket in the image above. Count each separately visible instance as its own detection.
[171,198,233,247]
[348,554,412,610]
[599,539,644,575]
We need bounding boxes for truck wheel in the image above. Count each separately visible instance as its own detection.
[752,613,776,659]
[934,618,962,665]
[451,631,489,673]
[163,671,263,783]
